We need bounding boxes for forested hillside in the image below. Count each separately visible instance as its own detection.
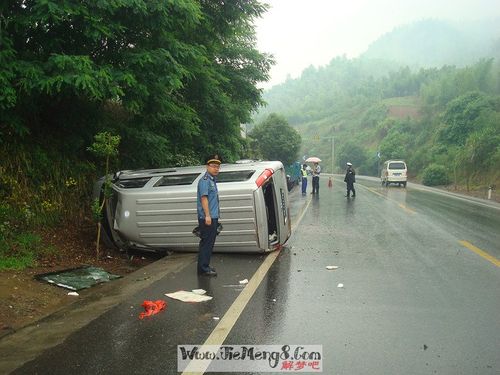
[0,1,271,268]
[255,55,500,191]
[253,17,500,190]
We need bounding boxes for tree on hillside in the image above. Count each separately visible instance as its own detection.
[379,131,410,161]
[0,1,272,167]
[336,141,368,171]
[438,91,499,146]
[249,113,301,165]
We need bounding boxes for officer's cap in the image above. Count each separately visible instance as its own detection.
[205,154,222,165]
[346,162,352,166]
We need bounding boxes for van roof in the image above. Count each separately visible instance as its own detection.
[112,161,285,190]
[116,161,283,179]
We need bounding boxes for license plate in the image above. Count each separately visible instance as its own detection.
[393,173,401,176]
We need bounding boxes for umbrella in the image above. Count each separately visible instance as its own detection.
[305,156,321,163]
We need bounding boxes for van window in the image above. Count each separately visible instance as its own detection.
[154,173,200,186]
[388,162,406,169]
[217,170,255,183]
[116,177,151,189]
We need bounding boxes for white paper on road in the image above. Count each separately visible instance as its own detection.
[165,290,213,302]
[337,283,344,288]
[239,279,249,284]
[326,265,339,270]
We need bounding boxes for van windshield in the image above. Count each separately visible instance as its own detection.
[217,170,255,183]
[389,162,406,169]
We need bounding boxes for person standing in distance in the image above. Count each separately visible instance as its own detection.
[344,162,356,198]
[301,164,308,195]
[197,154,221,276]
[311,162,321,194]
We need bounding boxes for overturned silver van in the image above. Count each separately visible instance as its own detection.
[94,161,291,253]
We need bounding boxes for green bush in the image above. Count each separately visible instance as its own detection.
[422,164,450,186]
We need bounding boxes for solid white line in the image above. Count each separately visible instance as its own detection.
[181,198,312,374]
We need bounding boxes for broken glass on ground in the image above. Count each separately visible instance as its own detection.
[36,266,121,291]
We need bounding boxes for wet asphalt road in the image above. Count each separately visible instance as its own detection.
[3,176,500,374]
[225,177,500,374]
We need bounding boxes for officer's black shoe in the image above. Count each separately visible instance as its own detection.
[199,269,217,276]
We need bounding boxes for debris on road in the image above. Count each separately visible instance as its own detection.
[337,283,344,288]
[213,316,220,320]
[165,290,213,303]
[67,292,79,296]
[138,300,166,319]
[239,279,249,285]
[36,266,121,291]
[191,289,207,295]
[326,266,339,270]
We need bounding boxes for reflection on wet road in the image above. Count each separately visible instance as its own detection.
[225,176,500,375]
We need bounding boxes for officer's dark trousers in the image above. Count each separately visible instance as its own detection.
[346,183,355,197]
[312,176,319,194]
[301,177,307,194]
[197,218,218,273]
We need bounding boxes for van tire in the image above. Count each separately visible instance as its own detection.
[100,224,118,250]
[403,182,407,188]
[99,198,119,251]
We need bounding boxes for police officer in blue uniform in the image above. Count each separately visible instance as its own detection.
[197,154,222,276]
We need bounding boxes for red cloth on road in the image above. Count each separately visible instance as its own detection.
[138,300,167,319]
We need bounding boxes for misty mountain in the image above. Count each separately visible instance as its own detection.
[252,25,500,188]
[361,18,500,67]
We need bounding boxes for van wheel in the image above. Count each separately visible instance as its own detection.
[100,200,119,250]
[403,182,407,188]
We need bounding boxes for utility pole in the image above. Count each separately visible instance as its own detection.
[331,136,334,174]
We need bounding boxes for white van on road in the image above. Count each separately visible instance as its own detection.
[381,160,408,187]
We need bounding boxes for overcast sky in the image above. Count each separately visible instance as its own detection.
[255,0,500,88]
